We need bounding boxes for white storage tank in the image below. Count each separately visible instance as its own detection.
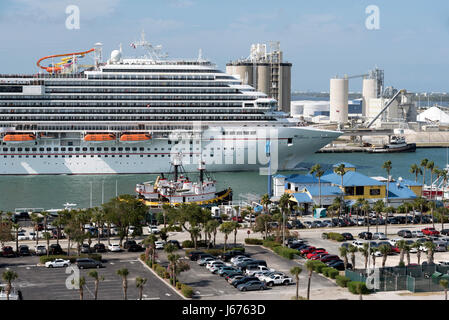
[362,79,377,117]
[330,78,348,123]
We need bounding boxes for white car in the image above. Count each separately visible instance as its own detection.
[206,260,224,270]
[209,263,226,273]
[17,234,29,241]
[437,261,449,266]
[148,226,160,234]
[412,231,424,238]
[108,243,121,252]
[245,265,274,276]
[244,215,256,222]
[45,259,71,268]
[230,255,248,264]
[261,274,293,286]
[373,232,388,240]
[352,240,365,249]
[155,241,166,249]
[388,238,402,247]
[232,257,253,266]
[197,257,215,266]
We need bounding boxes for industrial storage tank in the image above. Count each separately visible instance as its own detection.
[329,78,348,123]
[257,64,270,95]
[225,63,254,85]
[362,79,377,117]
[279,64,292,113]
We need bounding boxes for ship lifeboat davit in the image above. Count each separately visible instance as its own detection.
[3,133,36,144]
[84,133,116,142]
[120,133,152,143]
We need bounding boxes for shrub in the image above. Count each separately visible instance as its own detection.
[336,275,351,288]
[273,246,300,260]
[164,271,170,279]
[166,225,182,232]
[182,240,194,248]
[347,281,370,295]
[312,261,327,273]
[181,284,194,298]
[245,238,263,245]
[327,268,339,279]
[176,281,182,290]
[321,267,332,277]
[326,232,345,242]
[263,240,281,249]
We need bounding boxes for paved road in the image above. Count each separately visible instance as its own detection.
[0,252,181,300]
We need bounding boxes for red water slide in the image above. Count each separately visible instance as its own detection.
[36,48,95,73]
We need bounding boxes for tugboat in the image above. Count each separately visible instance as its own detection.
[368,136,416,153]
[136,154,232,208]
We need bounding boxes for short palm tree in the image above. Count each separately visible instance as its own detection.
[348,245,357,269]
[412,242,422,265]
[117,268,129,300]
[359,243,370,270]
[382,160,392,205]
[410,164,422,183]
[136,277,147,300]
[88,270,104,300]
[420,158,429,191]
[334,163,346,190]
[396,240,407,265]
[310,164,325,207]
[42,232,52,257]
[279,193,290,246]
[378,244,391,268]
[71,276,86,300]
[440,279,449,300]
[305,260,315,300]
[427,161,435,200]
[424,241,436,265]
[339,246,349,270]
[290,266,302,300]
[2,270,18,300]
[219,222,235,252]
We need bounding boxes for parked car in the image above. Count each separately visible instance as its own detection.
[93,243,106,253]
[306,249,327,259]
[206,260,225,271]
[341,233,354,241]
[352,240,365,249]
[358,232,372,240]
[260,274,293,286]
[167,240,182,249]
[128,244,144,252]
[123,240,137,249]
[412,230,425,238]
[327,260,353,270]
[388,238,403,247]
[188,251,205,261]
[76,258,103,269]
[232,256,253,266]
[397,230,412,238]
[231,216,243,223]
[49,244,64,255]
[422,228,440,236]
[440,229,449,236]
[1,246,15,257]
[108,243,121,252]
[18,245,31,256]
[35,245,47,256]
[300,246,317,255]
[148,226,160,234]
[232,276,259,287]
[310,252,330,261]
[245,265,274,276]
[217,266,237,276]
[46,258,70,268]
[155,241,166,250]
[227,274,244,284]
[372,232,388,240]
[435,242,447,252]
[80,244,91,254]
[237,280,267,291]
[319,254,340,263]
[219,250,247,262]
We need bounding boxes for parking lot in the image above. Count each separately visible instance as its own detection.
[154,245,336,300]
[0,251,181,300]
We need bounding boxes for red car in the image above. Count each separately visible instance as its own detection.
[310,252,329,260]
[306,249,327,259]
[422,227,440,236]
[300,246,316,255]
[231,216,243,223]
[320,255,340,263]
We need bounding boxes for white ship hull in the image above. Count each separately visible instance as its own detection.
[0,126,339,175]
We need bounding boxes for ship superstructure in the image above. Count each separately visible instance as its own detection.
[0,33,342,174]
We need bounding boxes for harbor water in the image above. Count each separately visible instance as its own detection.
[0,148,447,212]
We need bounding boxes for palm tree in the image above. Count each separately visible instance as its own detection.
[310,164,325,208]
[355,282,365,300]
[410,164,422,183]
[359,243,370,270]
[373,200,385,233]
[412,242,422,265]
[334,163,346,189]
[404,244,411,266]
[2,270,18,300]
[370,247,377,269]
[382,160,392,205]
[427,161,435,200]
[385,206,395,236]
[117,268,129,300]
[136,277,147,300]
[440,279,449,300]
[362,200,371,233]
[424,241,436,265]
[279,193,290,246]
[30,213,42,245]
[43,232,52,257]
[420,158,429,192]
[339,246,349,270]
[396,240,407,265]
[290,266,302,300]
[12,223,20,253]
[71,276,86,300]
[231,221,240,246]
[219,222,234,252]
[378,244,391,268]
[88,270,104,300]
[348,244,357,269]
[260,194,271,214]
[206,219,220,247]
[142,234,158,267]
[305,260,315,300]
[428,201,437,229]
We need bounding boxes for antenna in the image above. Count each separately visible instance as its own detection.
[129,30,168,60]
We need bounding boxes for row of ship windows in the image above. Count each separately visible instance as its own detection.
[89,75,215,80]
[0,102,245,108]
[0,109,265,115]
[0,95,255,101]
[0,116,271,121]
[1,145,241,152]
[45,81,230,87]
[46,88,240,94]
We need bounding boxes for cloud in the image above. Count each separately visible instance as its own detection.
[169,0,195,8]
[139,17,184,32]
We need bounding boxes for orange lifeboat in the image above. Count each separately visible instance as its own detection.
[120,133,152,142]
[3,133,36,143]
[84,133,116,142]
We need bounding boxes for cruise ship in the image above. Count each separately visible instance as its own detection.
[0,34,341,175]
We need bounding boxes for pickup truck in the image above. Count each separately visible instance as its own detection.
[260,274,293,287]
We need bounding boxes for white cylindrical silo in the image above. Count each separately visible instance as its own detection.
[362,79,377,117]
[257,64,270,95]
[330,78,348,123]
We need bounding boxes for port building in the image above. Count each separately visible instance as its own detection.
[272,162,419,210]
[226,42,292,113]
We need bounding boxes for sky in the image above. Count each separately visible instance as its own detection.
[1,0,449,93]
